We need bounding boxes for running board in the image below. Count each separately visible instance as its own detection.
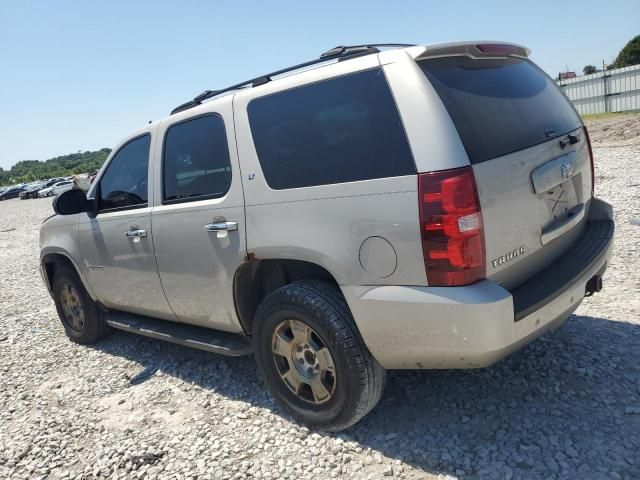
[105,311,252,356]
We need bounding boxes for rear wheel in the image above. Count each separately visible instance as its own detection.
[52,264,110,344]
[253,280,386,431]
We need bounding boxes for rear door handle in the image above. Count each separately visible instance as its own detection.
[125,229,147,238]
[204,221,238,232]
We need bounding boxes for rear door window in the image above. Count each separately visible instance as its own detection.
[248,68,415,189]
[418,57,581,164]
[162,115,231,203]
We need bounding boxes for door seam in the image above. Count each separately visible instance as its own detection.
[231,92,250,259]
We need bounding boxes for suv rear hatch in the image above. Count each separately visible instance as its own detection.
[417,45,592,289]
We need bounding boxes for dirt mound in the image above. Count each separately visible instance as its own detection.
[584,112,640,147]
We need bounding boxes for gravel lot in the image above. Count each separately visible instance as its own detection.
[1,116,639,479]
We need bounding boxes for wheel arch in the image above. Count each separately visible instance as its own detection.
[41,251,95,300]
[233,258,344,335]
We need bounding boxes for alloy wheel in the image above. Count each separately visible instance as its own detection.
[271,319,337,404]
[59,282,85,332]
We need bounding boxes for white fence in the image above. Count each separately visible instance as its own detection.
[557,64,640,115]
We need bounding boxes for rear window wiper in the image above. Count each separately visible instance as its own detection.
[559,133,581,149]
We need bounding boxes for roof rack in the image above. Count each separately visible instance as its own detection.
[170,43,416,115]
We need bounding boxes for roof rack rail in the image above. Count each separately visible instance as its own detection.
[319,43,416,58]
[170,43,416,115]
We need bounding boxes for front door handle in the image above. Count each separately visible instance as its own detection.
[204,221,238,232]
[125,229,147,238]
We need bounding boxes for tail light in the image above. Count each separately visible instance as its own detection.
[418,166,485,286]
[583,126,595,196]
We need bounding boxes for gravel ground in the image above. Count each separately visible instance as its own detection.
[1,121,639,479]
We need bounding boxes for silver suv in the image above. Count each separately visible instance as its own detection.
[40,42,614,431]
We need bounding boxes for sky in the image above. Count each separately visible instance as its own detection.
[0,0,638,169]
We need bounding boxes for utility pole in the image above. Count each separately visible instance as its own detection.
[602,59,608,113]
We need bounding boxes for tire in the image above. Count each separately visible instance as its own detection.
[253,280,386,431]
[52,264,110,344]
[47,191,54,197]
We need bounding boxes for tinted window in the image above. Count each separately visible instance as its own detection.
[419,57,581,164]
[99,135,150,210]
[163,115,231,202]
[248,69,415,189]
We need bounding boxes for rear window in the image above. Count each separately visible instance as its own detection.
[248,68,415,189]
[419,57,581,164]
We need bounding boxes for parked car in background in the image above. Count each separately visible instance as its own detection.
[37,186,55,198]
[0,185,26,201]
[19,182,47,199]
[52,180,75,196]
[38,180,74,198]
[23,179,58,199]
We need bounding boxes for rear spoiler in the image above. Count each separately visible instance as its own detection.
[414,41,530,61]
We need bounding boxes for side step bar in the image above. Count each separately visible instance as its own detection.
[105,311,253,356]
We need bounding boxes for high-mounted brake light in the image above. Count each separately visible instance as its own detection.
[418,167,486,286]
[583,126,595,196]
[476,43,520,55]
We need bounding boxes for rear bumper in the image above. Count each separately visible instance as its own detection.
[342,198,614,369]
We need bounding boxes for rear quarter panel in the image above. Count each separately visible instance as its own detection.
[233,55,428,286]
[242,177,427,286]
[379,49,470,173]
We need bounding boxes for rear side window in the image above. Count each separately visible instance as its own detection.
[248,68,415,189]
[99,134,150,210]
[163,115,231,203]
[419,57,581,164]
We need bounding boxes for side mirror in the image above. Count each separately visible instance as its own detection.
[53,189,95,216]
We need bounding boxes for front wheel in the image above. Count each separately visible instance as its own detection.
[253,280,386,431]
[52,264,110,344]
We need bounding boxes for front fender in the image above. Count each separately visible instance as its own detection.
[40,214,97,301]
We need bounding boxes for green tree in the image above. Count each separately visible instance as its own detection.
[0,148,111,186]
[583,65,597,75]
[613,34,640,68]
